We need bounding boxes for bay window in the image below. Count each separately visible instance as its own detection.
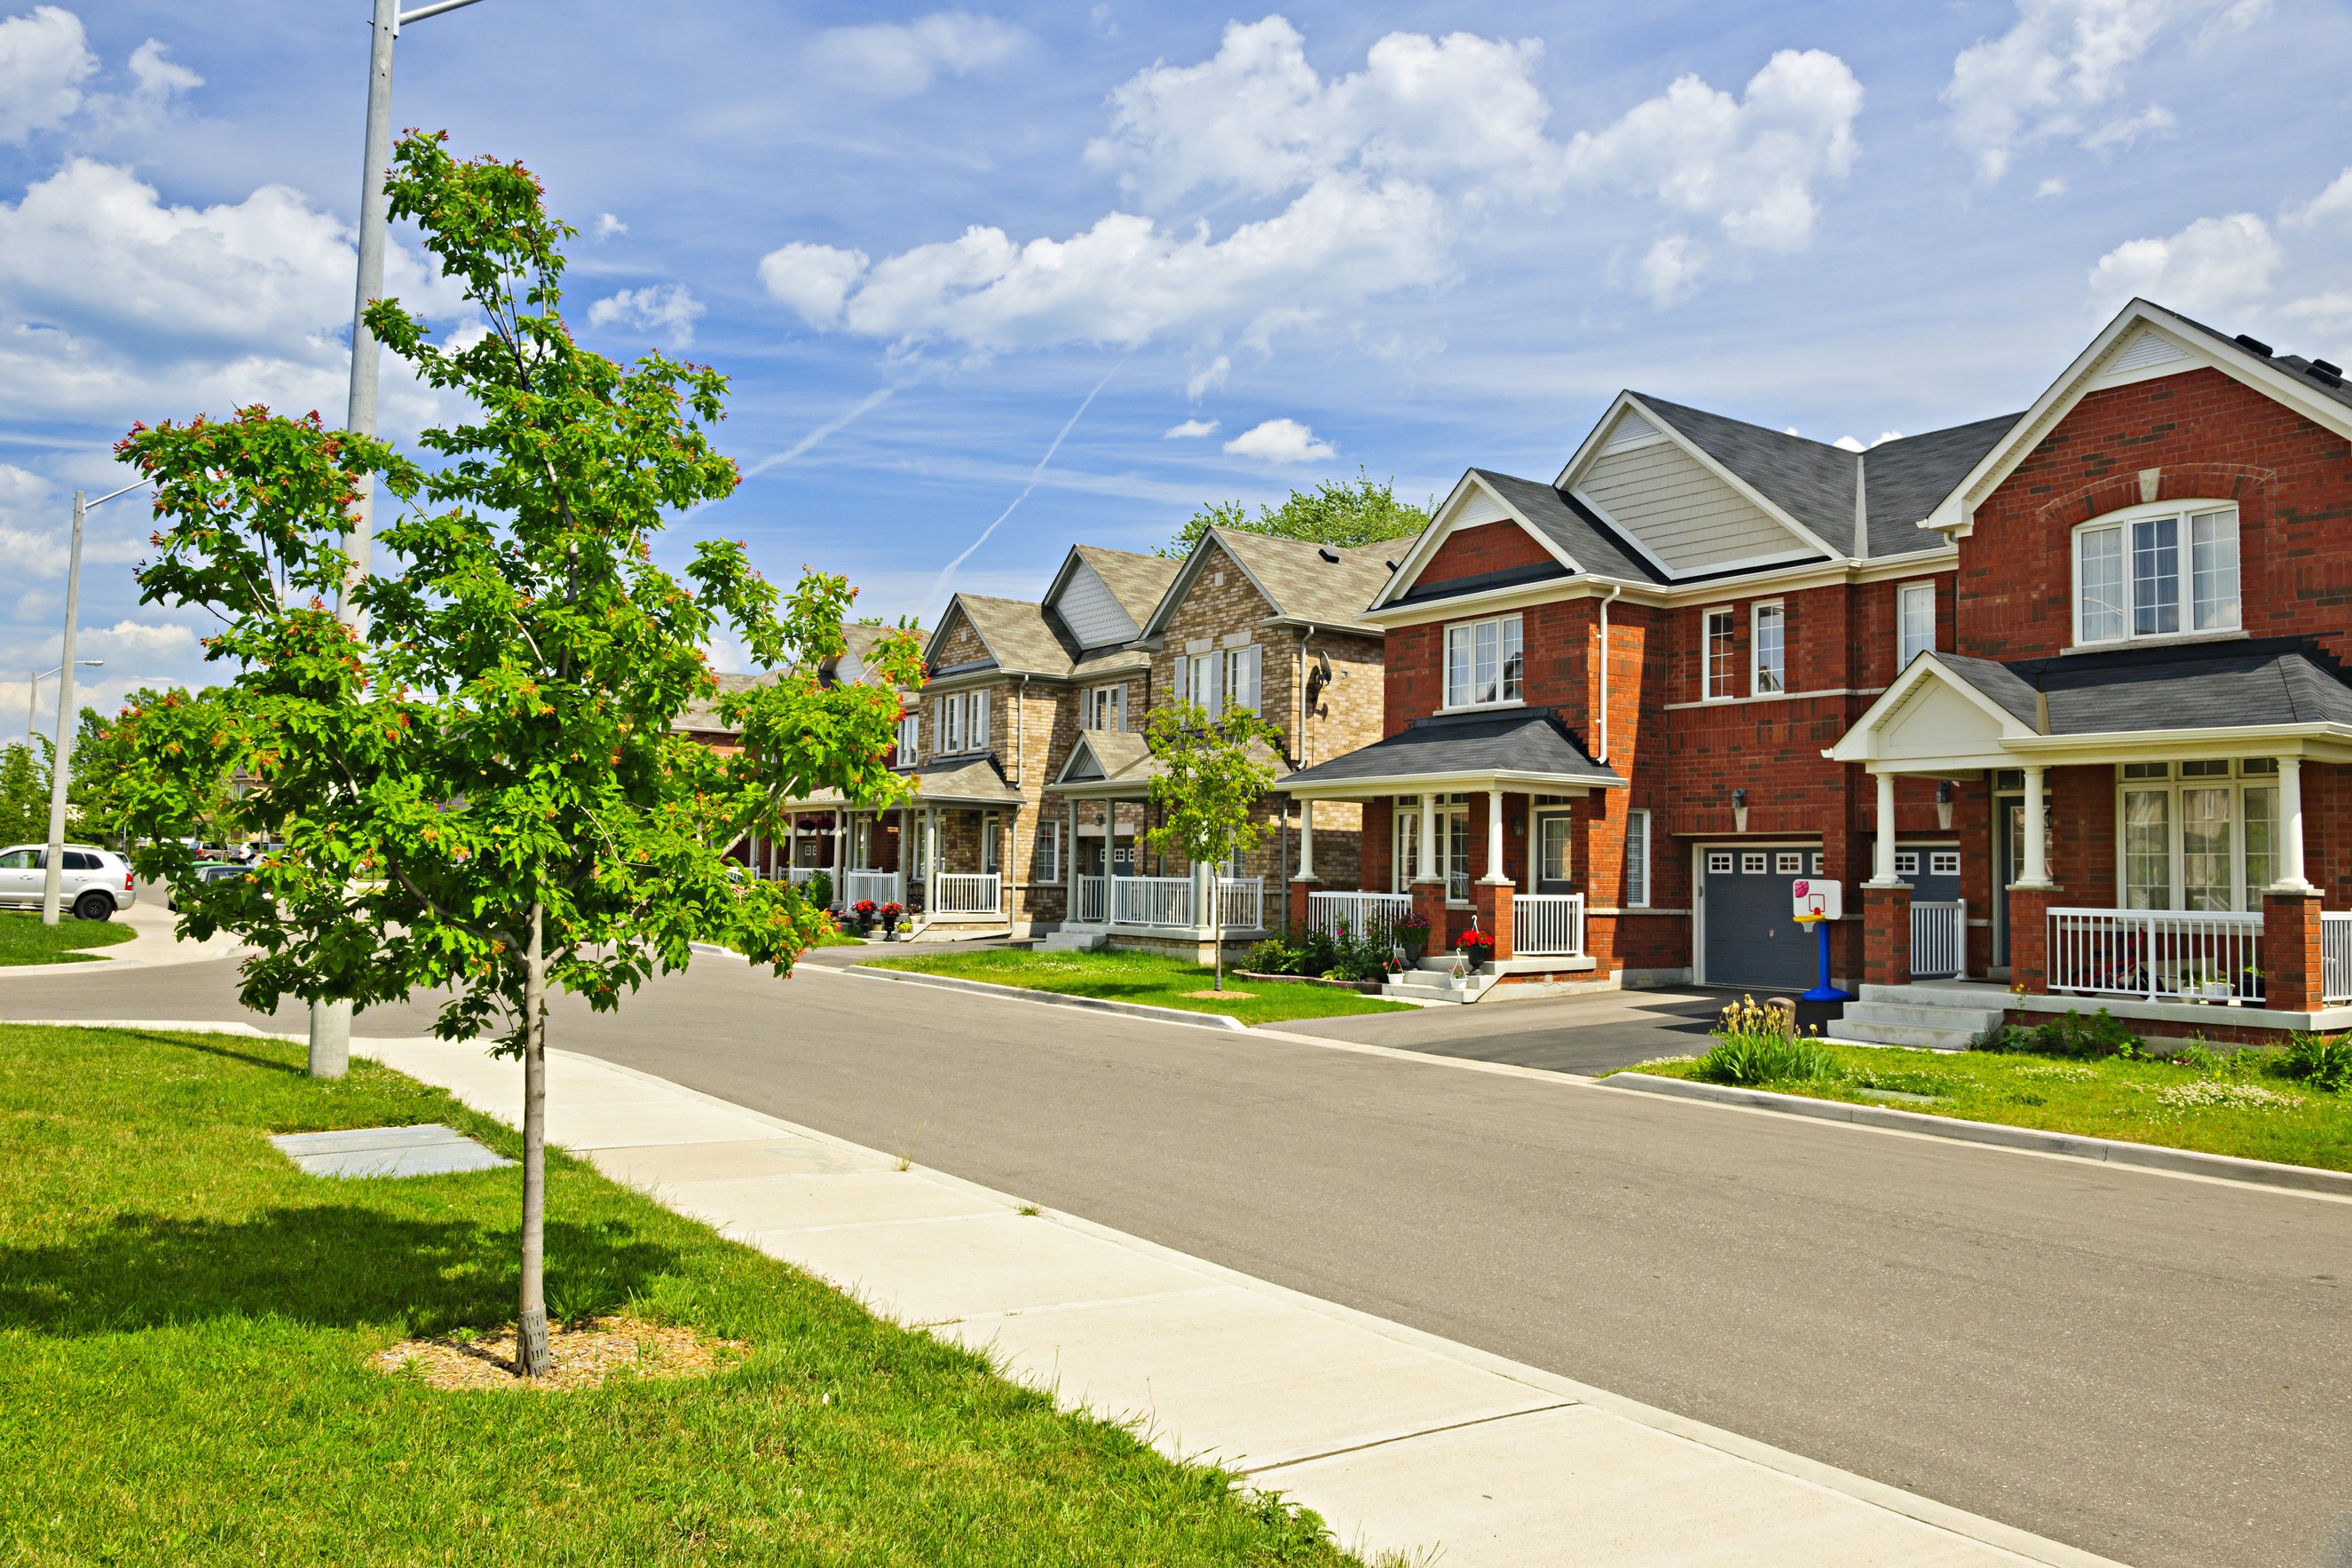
[1443,614,1523,708]
[2075,504,2239,646]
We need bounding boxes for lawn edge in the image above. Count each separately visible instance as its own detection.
[1598,1071,2352,1196]
[847,963,1251,1030]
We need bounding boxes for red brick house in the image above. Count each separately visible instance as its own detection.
[1283,298,2352,1031]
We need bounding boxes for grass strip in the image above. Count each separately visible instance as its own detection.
[0,1024,1360,1566]
[862,947,1410,1024]
[0,911,138,965]
[1610,1044,2352,1171]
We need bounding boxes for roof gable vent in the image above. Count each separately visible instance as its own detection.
[2109,327,2187,374]
[1605,411,1660,449]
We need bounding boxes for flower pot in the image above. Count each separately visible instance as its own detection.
[2197,981,2232,1002]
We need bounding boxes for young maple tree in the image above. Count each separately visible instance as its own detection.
[1142,697,1283,992]
[110,131,921,1375]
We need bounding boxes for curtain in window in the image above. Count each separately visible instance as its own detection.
[2190,509,2239,632]
[2130,516,2180,636]
[2080,527,2126,642]
[1754,605,1785,694]
[2180,787,2232,911]
[2243,785,2278,894]
[2123,789,2171,909]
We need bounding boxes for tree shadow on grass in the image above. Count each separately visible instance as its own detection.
[0,1206,682,1337]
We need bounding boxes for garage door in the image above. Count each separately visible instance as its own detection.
[1700,847,1818,992]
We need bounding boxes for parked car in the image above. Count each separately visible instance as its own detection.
[165,862,253,911]
[0,844,137,921]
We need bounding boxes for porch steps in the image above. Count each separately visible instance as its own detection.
[1382,957,1497,1005]
[1039,926,1109,952]
[1835,983,2010,1051]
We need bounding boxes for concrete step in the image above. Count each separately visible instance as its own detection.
[1835,1018,1986,1052]
[1840,1000,2007,1033]
[1384,970,1495,1005]
[1858,981,2008,1007]
[1039,927,1109,952]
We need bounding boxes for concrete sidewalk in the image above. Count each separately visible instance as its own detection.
[364,1034,2124,1568]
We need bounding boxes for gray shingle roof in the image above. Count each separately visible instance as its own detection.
[904,754,1024,805]
[1279,709,1623,791]
[1859,414,2023,555]
[2151,301,2352,414]
[1072,545,1183,626]
[674,671,777,736]
[1938,640,2352,735]
[1211,529,1401,628]
[944,595,1077,678]
[1469,469,1662,584]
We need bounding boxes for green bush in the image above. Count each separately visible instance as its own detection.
[2281,1031,2352,1093]
[1243,938,1297,975]
[1979,1007,2143,1060]
[803,869,833,910]
[1694,996,1839,1086]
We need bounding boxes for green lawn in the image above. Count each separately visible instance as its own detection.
[0,911,137,965]
[863,948,1411,1025]
[0,1024,1360,1567]
[1610,1044,2352,1171]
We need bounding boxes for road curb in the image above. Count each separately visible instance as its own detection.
[1598,1071,2352,1197]
[846,964,1249,1031]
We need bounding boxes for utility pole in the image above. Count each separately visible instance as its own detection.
[40,486,134,923]
[310,0,490,1079]
[29,661,101,752]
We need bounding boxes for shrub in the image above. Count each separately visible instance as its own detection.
[804,870,833,910]
[2281,1031,2352,1093]
[1321,928,1392,983]
[1244,938,1296,975]
[1979,1007,2143,1060]
[1694,996,1839,1087]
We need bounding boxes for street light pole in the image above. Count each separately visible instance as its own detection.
[310,0,491,1077]
[28,661,101,752]
[40,485,138,924]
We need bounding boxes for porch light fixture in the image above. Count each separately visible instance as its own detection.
[1936,780,1954,831]
[1731,787,1748,834]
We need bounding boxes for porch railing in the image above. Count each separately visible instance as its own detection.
[2048,907,2262,1003]
[1111,875,1193,928]
[1308,890,1410,942]
[1512,893,1585,957]
[2324,912,2352,1005]
[931,871,1001,916]
[1911,900,1967,981]
[1075,874,1107,925]
[1214,877,1264,932]
[843,870,900,908]
[784,865,825,888]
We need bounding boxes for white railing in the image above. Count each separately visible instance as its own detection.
[1112,875,1194,928]
[785,864,825,887]
[931,871,1001,916]
[1214,877,1265,932]
[1309,890,1411,942]
[1911,900,1967,980]
[2048,907,2262,1003]
[843,870,900,908]
[1075,874,1107,924]
[2324,911,2352,1005]
[1512,893,1586,957]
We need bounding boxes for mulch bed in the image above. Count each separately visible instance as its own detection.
[374,1315,746,1391]
[1233,971,1385,994]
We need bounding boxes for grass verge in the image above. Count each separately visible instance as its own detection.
[0,1024,1360,1566]
[0,911,137,965]
[862,947,1410,1024]
[1610,1043,2352,1171]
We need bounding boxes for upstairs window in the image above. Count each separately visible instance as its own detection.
[968,692,990,748]
[1898,581,1937,667]
[1702,608,1737,700]
[895,713,919,766]
[1193,644,1261,714]
[1751,603,1785,696]
[1085,683,1126,731]
[2076,504,2238,646]
[1443,614,1522,708]
[940,693,965,754]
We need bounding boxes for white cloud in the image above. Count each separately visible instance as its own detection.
[2282,292,2352,336]
[1223,417,1332,461]
[586,283,705,347]
[2037,176,2069,197]
[87,37,199,136]
[1186,354,1229,400]
[1164,417,1219,438]
[594,212,627,240]
[1834,430,1905,452]
[1944,0,2265,183]
[79,617,197,662]
[0,5,92,144]
[1635,234,1705,308]
[761,18,1866,344]
[2287,168,2352,232]
[2088,212,2280,316]
[810,12,1025,98]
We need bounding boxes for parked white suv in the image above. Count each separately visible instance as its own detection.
[0,844,137,921]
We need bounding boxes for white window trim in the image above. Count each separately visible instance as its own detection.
[969,691,990,749]
[1441,612,1526,713]
[1625,808,1652,908]
[2111,760,2279,912]
[2070,499,2241,650]
[1701,606,1737,703]
[1750,600,1786,697]
[1897,579,1937,668]
[896,713,919,767]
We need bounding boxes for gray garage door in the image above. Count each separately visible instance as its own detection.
[1700,847,1818,992]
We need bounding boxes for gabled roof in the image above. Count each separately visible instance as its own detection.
[902,753,1024,806]
[1922,298,2352,534]
[1140,527,1400,637]
[1052,729,1153,787]
[1277,709,1624,793]
[674,671,777,736]
[1072,545,1181,624]
[933,593,1077,679]
[1470,469,1662,583]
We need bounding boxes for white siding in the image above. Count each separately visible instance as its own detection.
[1053,561,1138,649]
[1575,438,1807,574]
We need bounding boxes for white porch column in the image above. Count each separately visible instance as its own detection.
[833,808,845,885]
[1869,770,1900,885]
[2277,755,2315,890]
[1297,800,1316,879]
[1417,793,1438,882]
[1484,789,1506,882]
[2017,765,2051,887]
[1066,797,1079,918]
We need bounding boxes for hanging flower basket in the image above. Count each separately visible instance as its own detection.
[1456,927,1496,965]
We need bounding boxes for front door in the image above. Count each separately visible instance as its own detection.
[1535,813,1575,894]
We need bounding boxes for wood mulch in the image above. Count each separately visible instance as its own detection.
[374,1315,746,1391]
[1182,989,1258,1000]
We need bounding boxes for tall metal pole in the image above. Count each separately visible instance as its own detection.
[309,0,402,1078]
[39,493,86,925]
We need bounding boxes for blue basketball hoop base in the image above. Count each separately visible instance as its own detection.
[1796,913,1853,1007]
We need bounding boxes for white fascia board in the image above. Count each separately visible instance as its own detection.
[1822,653,2038,763]
[1050,735,1107,787]
[2005,725,2352,765]
[1362,549,1960,630]
[1922,299,2352,537]
[1372,470,1582,611]
[1551,390,1643,489]
[1280,770,1618,799]
[1604,393,1852,565]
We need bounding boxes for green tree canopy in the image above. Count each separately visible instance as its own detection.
[110,131,922,1374]
[1143,697,1283,991]
[1159,469,1431,558]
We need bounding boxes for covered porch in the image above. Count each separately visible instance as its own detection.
[837,757,1022,926]
[1051,731,1268,950]
[1276,710,1624,981]
[1830,644,2352,1031]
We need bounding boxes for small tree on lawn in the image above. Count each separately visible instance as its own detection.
[109,131,921,1376]
[1143,697,1283,992]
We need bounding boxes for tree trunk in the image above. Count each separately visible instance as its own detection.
[1212,865,1224,991]
[517,898,551,1377]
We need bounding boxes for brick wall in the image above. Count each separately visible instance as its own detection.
[1416,520,1558,587]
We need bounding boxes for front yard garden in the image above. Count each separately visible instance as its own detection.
[862,947,1412,1024]
[0,1024,1361,1566]
[0,912,137,965]
[1611,1000,2352,1171]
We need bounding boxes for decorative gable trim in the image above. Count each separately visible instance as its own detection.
[1823,653,2039,765]
[1054,733,1110,784]
[1136,532,1276,641]
[1371,469,1581,610]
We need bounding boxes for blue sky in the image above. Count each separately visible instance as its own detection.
[3,0,2349,721]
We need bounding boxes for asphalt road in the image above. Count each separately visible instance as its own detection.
[10,950,2351,1568]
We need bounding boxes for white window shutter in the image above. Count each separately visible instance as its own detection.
[1239,645,1261,711]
